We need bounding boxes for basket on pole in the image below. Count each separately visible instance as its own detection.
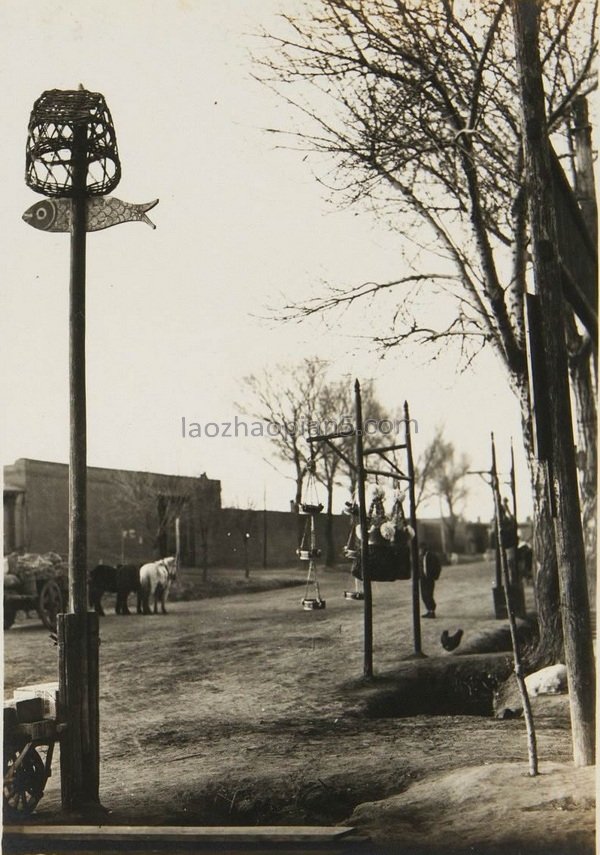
[24,87,156,815]
[26,89,121,198]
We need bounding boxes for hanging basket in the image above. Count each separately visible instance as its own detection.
[344,590,364,601]
[300,502,324,515]
[301,597,326,610]
[351,542,412,582]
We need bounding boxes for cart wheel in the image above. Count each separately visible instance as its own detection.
[4,604,17,630]
[37,579,63,631]
[3,746,46,819]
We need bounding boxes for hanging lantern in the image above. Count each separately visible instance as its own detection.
[25,89,121,197]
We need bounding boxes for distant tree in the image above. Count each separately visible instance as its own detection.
[242,362,393,563]
[418,429,470,554]
[313,377,388,564]
[110,469,187,559]
[413,427,448,512]
[242,358,328,509]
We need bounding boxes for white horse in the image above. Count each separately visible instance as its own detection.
[138,556,177,615]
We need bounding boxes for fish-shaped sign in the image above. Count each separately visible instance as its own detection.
[22,197,159,232]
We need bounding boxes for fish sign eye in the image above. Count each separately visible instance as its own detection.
[36,208,47,220]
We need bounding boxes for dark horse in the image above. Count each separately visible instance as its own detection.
[89,564,141,615]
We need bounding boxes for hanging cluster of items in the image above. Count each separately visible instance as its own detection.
[296,456,326,610]
[347,487,414,583]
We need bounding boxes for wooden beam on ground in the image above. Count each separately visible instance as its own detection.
[2,825,363,851]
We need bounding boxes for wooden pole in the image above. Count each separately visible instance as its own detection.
[355,380,373,679]
[175,516,181,567]
[263,486,268,569]
[59,120,101,813]
[512,0,596,766]
[491,435,538,776]
[69,123,88,616]
[404,401,423,657]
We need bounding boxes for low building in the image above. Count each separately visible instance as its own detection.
[3,458,221,567]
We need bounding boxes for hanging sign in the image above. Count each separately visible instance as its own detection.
[22,197,159,232]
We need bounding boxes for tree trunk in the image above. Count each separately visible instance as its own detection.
[566,315,597,596]
[515,373,564,668]
[567,94,597,594]
[528,459,564,667]
[513,0,595,766]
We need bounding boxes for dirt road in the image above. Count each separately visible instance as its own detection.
[4,561,591,851]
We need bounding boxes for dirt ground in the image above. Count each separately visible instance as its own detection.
[3,560,595,853]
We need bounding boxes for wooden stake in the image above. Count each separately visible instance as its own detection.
[355,380,373,679]
[491,435,538,776]
[404,401,423,657]
[175,516,181,568]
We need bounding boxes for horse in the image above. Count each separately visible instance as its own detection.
[89,563,141,616]
[138,557,177,615]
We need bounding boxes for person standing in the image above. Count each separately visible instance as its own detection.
[420,542,442,618]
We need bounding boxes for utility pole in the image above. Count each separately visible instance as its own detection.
[512,0,595,765]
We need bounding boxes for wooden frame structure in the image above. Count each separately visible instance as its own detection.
[306,380,423,679]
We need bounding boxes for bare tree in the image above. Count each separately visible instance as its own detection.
[243,360,392,563]
[413,426,448,512]
[256,0,597,665]
[242,357,328,509]
[313,376,387,564]
[109,469,187,559]
[412,426,471,552]
[431,435,471,554]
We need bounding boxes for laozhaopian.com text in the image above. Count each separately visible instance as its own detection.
[180,415,418,439]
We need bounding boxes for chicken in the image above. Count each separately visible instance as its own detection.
[441,628,464,652]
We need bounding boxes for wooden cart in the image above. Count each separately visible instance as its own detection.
[3,714,63,819]
[4,554,67,631]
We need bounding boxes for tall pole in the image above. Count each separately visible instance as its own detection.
[263,485,268,569]
[509,440,526,618]
[355,380,373,679]
[512,0,595,765]
[59,121,102,812]
[492,435,538,776]
[404,401,422,657]
[69,123,88,615]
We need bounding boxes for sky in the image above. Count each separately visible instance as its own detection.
[1,1,532,524]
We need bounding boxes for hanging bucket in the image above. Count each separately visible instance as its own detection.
[296,548,321,560]
[302,597,326,610]
[344,590,364,601]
